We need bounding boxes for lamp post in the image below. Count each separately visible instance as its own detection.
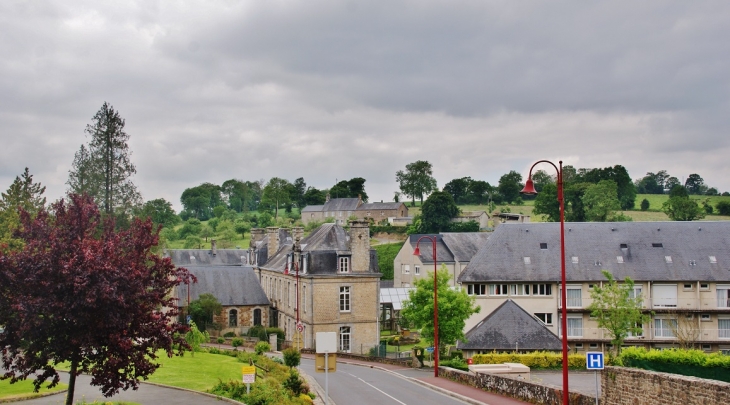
[413,235,439,377]
[521,160,569,405]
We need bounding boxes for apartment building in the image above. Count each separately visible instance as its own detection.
[458,222,730,354]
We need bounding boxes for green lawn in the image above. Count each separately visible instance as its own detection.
[145,351,247,391]
[0,378,67,401]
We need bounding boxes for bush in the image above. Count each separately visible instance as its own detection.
[471,351,586,370]
[716,201,730,216]
[217,337,225,344]
[441,357,468,371]
[224,331,237,338]
[283,347,301,368]
[247,325,266,339]
[618,347,730,382]
[282,369,309,396]
[640,198,650,211]
[255,341,271,355]
[231,337,243,350]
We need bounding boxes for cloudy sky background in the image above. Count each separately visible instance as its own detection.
[2,1,729,211]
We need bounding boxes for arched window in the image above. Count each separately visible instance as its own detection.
[253,309,261,326]
[229,309,238,327]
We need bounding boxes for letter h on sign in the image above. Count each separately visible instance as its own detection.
[586,352,604,370]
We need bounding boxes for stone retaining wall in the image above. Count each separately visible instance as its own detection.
[602,366,730,405]
[438,367,595,405]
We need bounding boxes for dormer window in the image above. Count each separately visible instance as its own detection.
[339,256,350,273]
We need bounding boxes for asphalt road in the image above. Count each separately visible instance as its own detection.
[300,359,470,405]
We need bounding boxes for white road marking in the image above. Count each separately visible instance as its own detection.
[343,371,408,404]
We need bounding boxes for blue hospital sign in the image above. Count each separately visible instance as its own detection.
[586,352,604,370]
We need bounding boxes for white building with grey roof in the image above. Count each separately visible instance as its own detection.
[458,221,730,354]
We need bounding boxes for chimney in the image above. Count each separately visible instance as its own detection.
[266,227,280,260]
[211,239,217,256]
[326,193,331,203]
[348,220,370,272]
[357,194,362,207]
[250,228,265,249]
[292,227,304,244]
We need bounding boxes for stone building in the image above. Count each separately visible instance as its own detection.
[170,247,270,336]
[253,221,381,353]
[301,195,408,226]
[458,221,730,354]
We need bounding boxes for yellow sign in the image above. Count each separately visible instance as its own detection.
[315,353,337,373]
[241,366,256,375]
[292,332,303,347]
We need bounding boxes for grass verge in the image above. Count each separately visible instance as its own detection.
[0,378,67,401]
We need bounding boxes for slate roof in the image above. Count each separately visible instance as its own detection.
[359,202,404,210]
[440,233,491,262]
[409,234,454,263]
[457,299,562,351]
[260,223,380,275]
[167,249,249,266]
[458,222,730,283]
[321,198,361,212]
[301,205,323,213]
[175,266,270,307]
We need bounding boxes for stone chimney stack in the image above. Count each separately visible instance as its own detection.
[211,239,217,256]
[326,193,331,203]
[250,228,266,248]
[357,194,363,207]
[348,220,370,272]
[266,227,280,260]
[292,227,304,244]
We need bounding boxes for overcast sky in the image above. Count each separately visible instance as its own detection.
[2,1,729,211]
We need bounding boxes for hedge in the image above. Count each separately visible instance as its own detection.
[618,347,730,382]
[471,351,586,370]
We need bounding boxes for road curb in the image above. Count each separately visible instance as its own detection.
[0,389,69,404]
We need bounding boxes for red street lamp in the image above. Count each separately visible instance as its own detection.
[521,160,569,404]
[413,235,439,378]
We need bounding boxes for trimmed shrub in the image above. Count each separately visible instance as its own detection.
[255,341,271,355]
[716,201,730,216]
[283,347,302,368]
[640,198,650,211]
[231,337,243,350]
[224,331,237,338]
[217,337,225,344]
[471,351,586,370]
[618,347,730,382]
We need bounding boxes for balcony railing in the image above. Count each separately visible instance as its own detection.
[564,327,730,341]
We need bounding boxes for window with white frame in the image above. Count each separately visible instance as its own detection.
[467,284,486,295]
[701,314,711,321]
[589,343,598,349]
[654,318,677,338]
[339,256,350,273]
[700,283,709,290]
[511,284,530,296]
[683,283,694,291]
[489,284,508,296]
[563,316,582,337]
[627,322,644,337]
[566,286,582,307]
[339,326,351,352]
[652,284,677,307]
[535,313,553,326]
[628,285,643,300]
[403,265,410,274]
[415,265,420,275]
[717,285,730,308]
[532,284,552,296]
[339,286,351,312]
[719,318,730,339]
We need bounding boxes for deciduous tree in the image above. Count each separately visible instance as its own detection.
[188,293,223,332]
[587,270,650,356]
[419,191,459,233]
[684,173,706,195]
[0,194,193,405]
[401,266,480,353]
[261,177,292,219]
[582,180,621,222]
[396,160,437,205]
[497,170,523,204]
[662,196,705,221]
[135,198,180,228]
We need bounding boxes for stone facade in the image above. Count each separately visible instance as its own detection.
[214,305,269,336]
[256,221,381,354]
[602,366,730,405]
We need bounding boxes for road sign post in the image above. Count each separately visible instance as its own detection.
[241,365,256,394]
[586,352,604,405]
